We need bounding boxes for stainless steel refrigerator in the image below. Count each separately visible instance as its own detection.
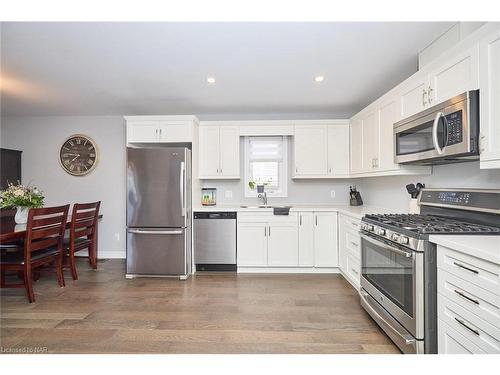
[126,146,192,279]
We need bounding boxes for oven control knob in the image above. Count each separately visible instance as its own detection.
[400,236,409,245]
[366,225,374,232]
[391,233,400,242]
[376,228,386,236]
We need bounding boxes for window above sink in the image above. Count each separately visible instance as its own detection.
[244,136,288,198]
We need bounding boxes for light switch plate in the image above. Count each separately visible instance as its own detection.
[225,190,233,199]
[330,190,336,198]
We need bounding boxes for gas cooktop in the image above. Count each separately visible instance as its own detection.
[363,213,500,235]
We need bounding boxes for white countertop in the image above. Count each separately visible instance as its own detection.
[193,204,399,220]
[429,235,500,265]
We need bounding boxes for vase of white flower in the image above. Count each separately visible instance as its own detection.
[0,183,44,224]
[14,206,30,224]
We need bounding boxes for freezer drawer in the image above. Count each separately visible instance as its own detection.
[126,228,186,276]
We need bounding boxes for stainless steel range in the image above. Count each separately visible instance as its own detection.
[359,188,500,354]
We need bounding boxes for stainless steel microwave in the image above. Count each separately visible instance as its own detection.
[394,90,479,165]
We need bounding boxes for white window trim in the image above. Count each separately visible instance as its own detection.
[244,136,288,198]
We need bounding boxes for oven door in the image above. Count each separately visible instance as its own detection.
[360,232,424,339]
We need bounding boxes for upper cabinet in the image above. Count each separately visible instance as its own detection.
[479,28,500,169]
[198,124,240,179]
[125,116,196,143]
[294,121,350,178]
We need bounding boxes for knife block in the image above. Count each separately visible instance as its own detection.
[350,192,363,206]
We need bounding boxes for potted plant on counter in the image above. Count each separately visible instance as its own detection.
[0,183,44,224]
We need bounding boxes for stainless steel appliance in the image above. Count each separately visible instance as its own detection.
[360,188,500,354]
[126,146,192,279]
[394,90,479,165]
[194,212,237,271]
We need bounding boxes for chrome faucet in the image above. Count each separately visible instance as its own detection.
[258,191,268,206]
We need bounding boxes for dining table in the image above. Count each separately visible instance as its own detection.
[0,213,103,262]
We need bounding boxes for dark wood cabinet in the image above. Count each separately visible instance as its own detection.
[1,148,22,189]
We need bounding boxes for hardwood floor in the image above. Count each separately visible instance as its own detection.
[0,259,399,354]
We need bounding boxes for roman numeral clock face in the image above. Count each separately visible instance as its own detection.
[59,135,98,176]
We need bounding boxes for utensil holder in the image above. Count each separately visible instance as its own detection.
[409,198,420,214]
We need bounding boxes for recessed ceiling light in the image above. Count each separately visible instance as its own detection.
[207,77,216,84]
[315,75,324,82]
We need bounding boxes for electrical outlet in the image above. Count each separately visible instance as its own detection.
[330,190,336,198]
[114,233,120,241]
[225,190,233,199]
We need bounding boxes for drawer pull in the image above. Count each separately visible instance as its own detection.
[351,222,359,227]
[454,289,479,305]
[351,268,359,275]
[350,241,359,247]
[453,262,479,274]
[454,317,480,336]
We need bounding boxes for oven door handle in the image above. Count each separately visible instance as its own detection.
[432,111,447,155]
[361,233,414,258]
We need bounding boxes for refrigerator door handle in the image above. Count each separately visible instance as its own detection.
[180,161,186,217]
[127,229,183,235]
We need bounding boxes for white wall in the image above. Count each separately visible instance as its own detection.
[0,116,126,258]
[358,162,500,212]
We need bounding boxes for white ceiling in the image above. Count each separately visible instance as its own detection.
[0,22,454,118]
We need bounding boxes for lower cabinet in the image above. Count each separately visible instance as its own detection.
[338,213,362,288]
[237,211,338,270]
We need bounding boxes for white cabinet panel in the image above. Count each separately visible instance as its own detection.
[294,125,328,176]
[400,76,427,119]
[361,111,378,172]
[298,212,314,266]
[314,213,338,267]
[268,223,298,266]
[430,45,479,105]
[327,124,350,176]
[127,121,160,143]
[480,29,500,168]
[377,97,400,171]
[438,319,486,354]
[158,121,193,143]
[237,222,268,266]
[198,126,220,178]
[350,117,363,174]
[219,126,240,178]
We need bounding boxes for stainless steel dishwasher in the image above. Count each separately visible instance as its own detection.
[194,212,237,271]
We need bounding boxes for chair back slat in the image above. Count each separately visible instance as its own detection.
[24,205,70,259]
[70,201,101,243]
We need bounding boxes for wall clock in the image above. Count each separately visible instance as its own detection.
[59,134,98,176]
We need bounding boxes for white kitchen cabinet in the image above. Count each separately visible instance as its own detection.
[294,125,328,176]
[237,222,268,266]
[298,212,314,266]
[429,45,479,105]
[479,28,500,169]
[327,124,350,176]
[400,74,428,119]
[313,213,338,267]
[293,122,350,178]
[438,319,486,354]
[349,117,363,174]
[126,116,196,143]
[219,126,240,177]
[377,96,400,171]
[361,110,379,172]
[268,223,299,266]
[198,125,240,179]
[338,213,361,289]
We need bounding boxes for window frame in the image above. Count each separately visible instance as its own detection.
[244,136,288,198]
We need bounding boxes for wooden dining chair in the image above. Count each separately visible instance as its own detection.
[64,201,101,280]
[0,205,69,303]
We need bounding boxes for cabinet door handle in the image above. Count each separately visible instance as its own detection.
[160,128,162,136]
[453,262,479,274]
[422,88,427,106]
[315,216,318,226]
[454,317,480,336]
[268,226,271,237]
[350,241,359,247]
[299,216,302,226]
[454,289,479,305]
[328,167,332,173]
[264,227,266,237]
[351,267,359,275]
[216,168,219,173]
[428,85,433,104]
[296,167,298,173]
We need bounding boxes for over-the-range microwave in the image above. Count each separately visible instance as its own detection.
[394,90,479,165]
